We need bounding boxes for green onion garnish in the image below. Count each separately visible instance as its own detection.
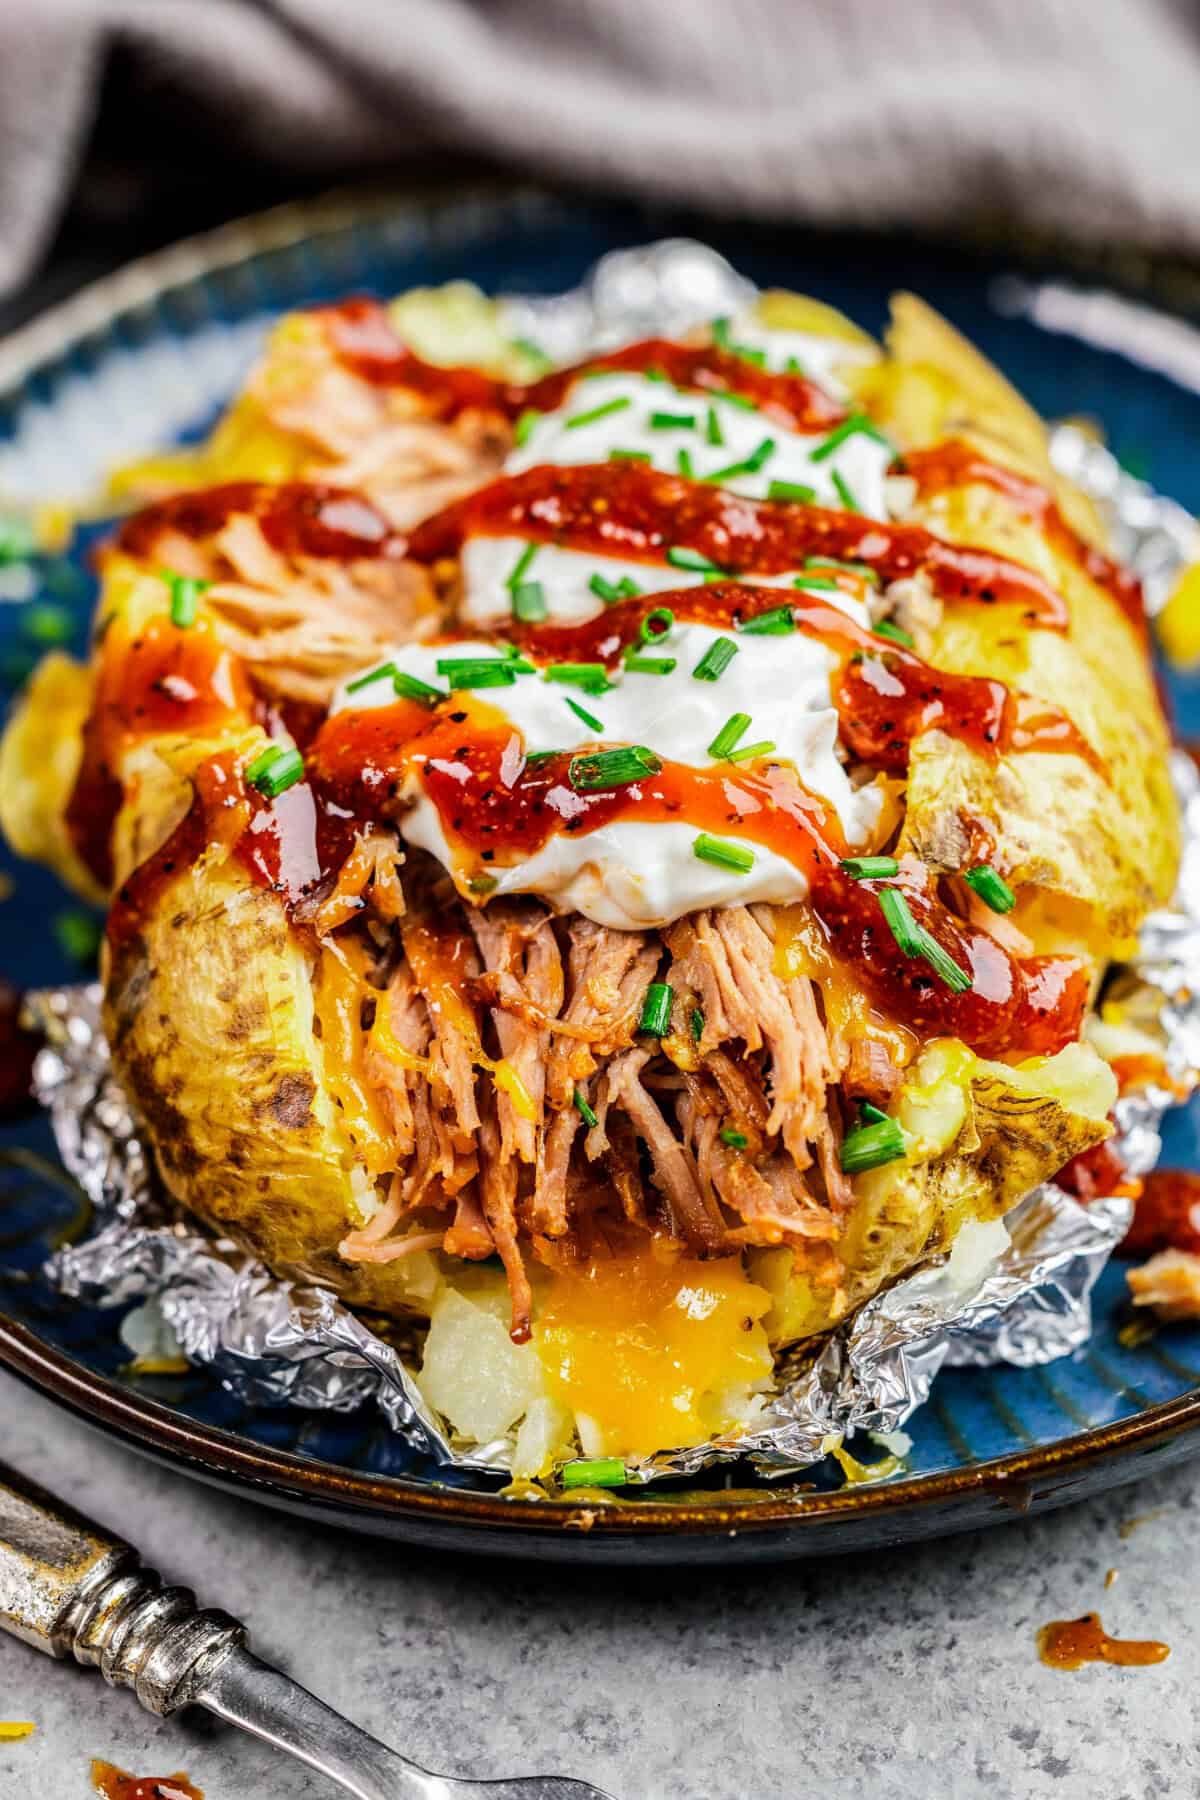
[666,545,723,574]
[513,408,541,447]
[561,1457,625,1489]
[832,470,860,512]
[693,833,755,874]
[738,604,794,636]
[720,1128,748,1149]
[640,981,674,1036]
[840,1117,908,1175]
[791,574,839,592]
[53,908,102,964]
[784,354,806,375]
[708,712,751,759]
[544,662,612,692]
[767,480,816,504]
[964,864,1017,914]
[164,571,208,629]
[711,388,758,411]
[873,619,914,648]
[573,1088,599,1130]
[706,437,776,485]
[22,603,73,645]
[245,744,305,798]
[878,886,923,955]
[639,607,674,644]
[608,448,652,463]
[712,316,732,348]
[878,888,973,990]
[565,697,605,732]
[506,543,539,589]
[437,658,518,691]
[805,555,879,582]
[468,874,498,895]
[811,412,891,462]
[693,637,739,683]
[346,660,397,694]
[393,670,446,706]
[569,745,662,791]
[566,395,631,430]
[624,653,676,675]
[858,1101,891,1126]
[589,573,621,605]
[726,739,776,763]
[511,336,552,371]
[651,411,696,430]
[840,856,900,879]
[677,448,695,478]
[691,1007,704,1042]
[706,406,724,447]
[511,581,547,623]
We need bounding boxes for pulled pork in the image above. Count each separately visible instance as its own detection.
[339,863,862,1341]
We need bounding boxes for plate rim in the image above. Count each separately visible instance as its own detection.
[3,178,1200,1543]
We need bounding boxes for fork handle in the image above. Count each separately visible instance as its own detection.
[0,1456,244,1713]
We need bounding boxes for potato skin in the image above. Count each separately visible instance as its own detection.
[102,852,425,1315]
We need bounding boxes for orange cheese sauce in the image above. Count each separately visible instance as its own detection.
[1037,1613,1169,1671]
[534,1240,773,1457]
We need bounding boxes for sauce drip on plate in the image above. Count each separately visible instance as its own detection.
[1037,1613,1170,1671]
[90,1763,203,1800]
[406,461,1070,629]
[320,297,846,433]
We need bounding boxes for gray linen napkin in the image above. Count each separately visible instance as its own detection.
[4,0,1200,298]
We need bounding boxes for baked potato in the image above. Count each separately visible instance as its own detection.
[1,276,1175,1477]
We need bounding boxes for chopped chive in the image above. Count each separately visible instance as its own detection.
[725,739,776,763]
[566,395,631,429]
[245,744,305,798]
[720,1127,748,1149]
[624,653,676,675]
[805,555,879,582]
[858,1101,891,1126]
[506,542,539,589]
[523,749,558,765]
[914,926,973,992]
[832,470,860,512]
[468,874,498,895]
[840,1117,908,1174]
[617,577,642,598]
[511,336,552,371]
[693,833,755,874]
[840,855,900,879]
[706,437,776,484]
[767,480,816,504]
[163,570,208,629]
[791,576,840,595]
[608,448,652,463]
[693,637,739,683]
[640,981,674,1036]
[706,406,724,447]
[573,1088,600,1130]
[784,354,806,375]
[513,407,541,447]
[712,316,732,348]
[438,661,517,691]
[811,412,892,462]
[53,908,102,965]
[711,388,758,411]
[708,711,751,758]
[878,886,923,956]
[511,581,547,622]
[565,697,605,732]
[544,662,612,692]
[22,602,73,644]
[638,607,674,644]
[964,863,1017,914]
[691,1006,704,1042]
[393,670,447,705]
[873,619,914,648]
[677,447,695,478]
[650,411,696,430]
[347,659,398,694]
[666,545,722,574]
[589,573,622,605]
[561,1457,625,1489]
[738,604,794,636]
[569,745,662,791]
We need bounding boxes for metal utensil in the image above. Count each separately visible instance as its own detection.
[0,1458,616,1800]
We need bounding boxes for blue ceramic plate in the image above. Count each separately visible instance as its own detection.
[2,184,1200,1562]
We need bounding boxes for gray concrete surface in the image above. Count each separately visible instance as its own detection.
[1,1369,1196,1800]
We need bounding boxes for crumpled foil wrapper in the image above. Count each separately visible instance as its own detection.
[26,240,1200,1483]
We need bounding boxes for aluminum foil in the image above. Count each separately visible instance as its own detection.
[25,241,1200,1483]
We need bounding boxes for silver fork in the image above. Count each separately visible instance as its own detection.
[0,1458,616,1800]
